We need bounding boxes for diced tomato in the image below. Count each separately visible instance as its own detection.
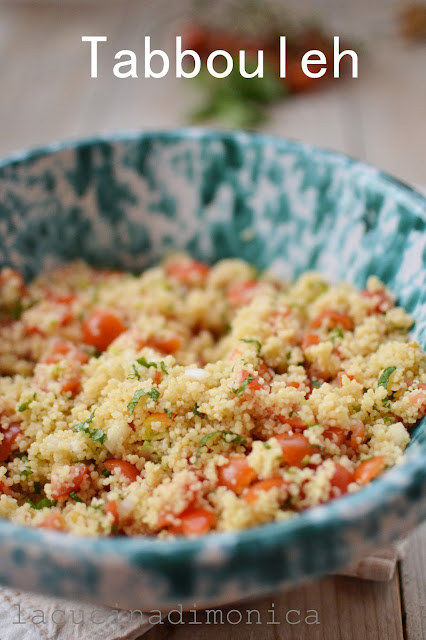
[51,464,88,500]
[0,480,11,495]
[330,463,354,495]
[38,510,65,531]
[257,363,273,383]
[361,289,392,313]
[310,310,354,331]
[323,427,347,446]
[243,478,285,504]
[275,433,321,468]
[148,336,182,354]
[349,420,366,450]
[354,456,386,485]
[165,258,210,285]
[82,309,126,352]
[226,280,259,307]
[277,413,306,430]
[0,423,21,462]
[168,507,216,536]
[218,456,257,494]
[59,368,82,397]
[104,459,139,484]
[42,339,88,366]
[103,500,119,526]
[338,372,355,387]
[302,333,319,350]
[47,293,76,305]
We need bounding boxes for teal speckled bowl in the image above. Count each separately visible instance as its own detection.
[0,129,425,610]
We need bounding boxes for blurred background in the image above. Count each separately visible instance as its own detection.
[0,0,425,187]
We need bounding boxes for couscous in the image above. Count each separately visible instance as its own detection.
[0,254,425,537]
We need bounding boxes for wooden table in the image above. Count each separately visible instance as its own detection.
[0,2,425,638]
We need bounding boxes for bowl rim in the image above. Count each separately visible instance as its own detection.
[0,127,425,561]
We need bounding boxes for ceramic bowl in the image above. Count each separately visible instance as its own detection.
[0,129,425,610]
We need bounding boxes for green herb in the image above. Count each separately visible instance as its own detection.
[232,374,255,397]
[195,430,247,462]
[72,411,106,445]
[111,524,119,534]
[18,393,36,412]
[33,481,41,494]
[351,405,361,413]
[14,452,28,459]
[378,367,397,391]
[160,361,168,375]
[329,327,344,343]
[128,388,160,415]
[262,442,271,450]
[26,497,57,510]
[101,468,111,478]
[20,467,33,478]
[311,379,322,388]
[127,364,141,381]
[164,408,172,419]
[383,416,395,425]
[136,357,158,369]
[69,491,84,503]
[239,338,262,353]
[301,454,311,467]
[190,57,287,129]
[383,399,391,409]
[193,403,200,416]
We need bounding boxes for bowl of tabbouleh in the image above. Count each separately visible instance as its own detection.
[0,129,425,610]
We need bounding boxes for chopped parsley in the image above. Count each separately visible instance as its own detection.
[101,468,111,478]
[136,357,158,369]
[26,497,57,510]
[232,374,255,397]
[72,411,107,445]
[262,442,271,450]
[239,338,262,353]
[195,430,246,462]
[311,379,323,388]
[164,408,172,419]
[69,491,84,503]
[20,467,33,478]
[193,402,201,416]
[378,367,397,391]
[128,364,141,381]
[128,388,160,415]
[18,393,36,412]
[383,416,395,425]
[160,361,168,375]
[33,481,41,494]
[329,327,344,343]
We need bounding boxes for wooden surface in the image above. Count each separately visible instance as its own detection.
[0,2,425,639]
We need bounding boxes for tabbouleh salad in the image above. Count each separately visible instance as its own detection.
[0,254,425,537]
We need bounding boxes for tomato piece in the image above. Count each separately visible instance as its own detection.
[218,456,257,494]
[302,333,319,350]
[310,310,354,331]
[166,258,210,285]
[277,413,306,430]
[104,459,139,484]
[47,293,76,305]
[42,339,88,365]
[82,309,126,352]
[323,426,347,446]
[38,510,65,531]
[361,289,392,313]
[354,456,386,485]
[168,507,216,536]
[51,464,88,500]
[103,500,119,525]
[148,336,182,354]
[0,423,21,462]
[349,420,366,450]
[0,480,11,495]
[257,363,273,383]
[226,280,259,307]
[330,463,354,495]
[275,433,321,468]
[337,371,355,387]
[243,478,284,504]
